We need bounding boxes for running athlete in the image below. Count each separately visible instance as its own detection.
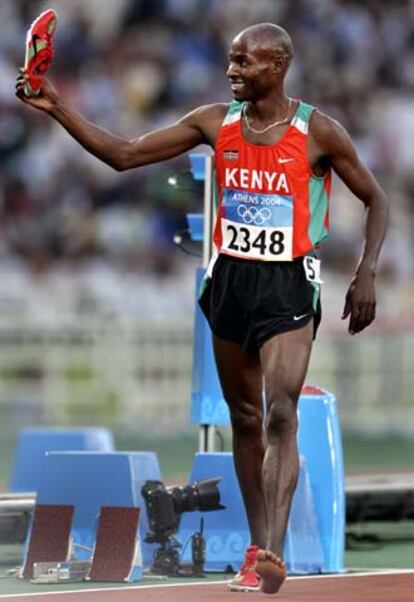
[16,23,388,595]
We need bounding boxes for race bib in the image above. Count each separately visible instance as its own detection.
[220,189,293,261]
[303,255,323,283]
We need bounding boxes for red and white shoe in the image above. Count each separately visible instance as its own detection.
[24,9,58,97]
[228,545,260,592]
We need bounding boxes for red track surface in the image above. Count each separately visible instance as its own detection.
[3,572,414,602]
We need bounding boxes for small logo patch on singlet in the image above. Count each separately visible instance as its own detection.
[223,150,239,161]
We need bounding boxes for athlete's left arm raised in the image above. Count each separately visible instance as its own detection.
[311,112,389,335]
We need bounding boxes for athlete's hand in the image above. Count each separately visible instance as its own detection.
[15,68,60,113]
[342,268,376,335]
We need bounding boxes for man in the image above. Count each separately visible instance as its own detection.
[16,23,388,595]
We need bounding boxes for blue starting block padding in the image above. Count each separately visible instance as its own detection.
[185,388,345,574]
[178,452,323,573]
[178,452,246,570]
[9,428,114,493]
[34,451,161,571]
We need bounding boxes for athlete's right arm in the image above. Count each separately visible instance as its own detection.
[15,74,225,171]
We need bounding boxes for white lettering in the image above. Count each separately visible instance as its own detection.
[264,171,277,191]
[225,168,238,187]
[276,173,289,193]
[240,168,249,188]
[251,170,263,189]
[224,168,290,193]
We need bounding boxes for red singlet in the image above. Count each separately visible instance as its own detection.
[213,100,331,261]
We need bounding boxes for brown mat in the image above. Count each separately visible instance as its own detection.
[22,504,74,580]
[88,506,140,582]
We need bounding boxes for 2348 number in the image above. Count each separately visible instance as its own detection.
[226,225,285,256]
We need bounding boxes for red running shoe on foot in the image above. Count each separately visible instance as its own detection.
[228,545,260,592]
[24,9,58,97]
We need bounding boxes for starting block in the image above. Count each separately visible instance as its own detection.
[88,506,141,582]
[31,451,161,573]
[31,560,91,583]
[24,505,141,582]
[22,504,74,579]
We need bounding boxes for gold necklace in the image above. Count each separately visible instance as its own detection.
[243,98,292,134]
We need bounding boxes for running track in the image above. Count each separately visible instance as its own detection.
[1,570,414,602]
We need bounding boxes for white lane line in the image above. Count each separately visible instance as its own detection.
[0,579,227,599]
[290,568,414,580]
[0,570,413,599]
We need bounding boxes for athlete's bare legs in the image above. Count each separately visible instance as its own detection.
[212,336,267,548]
[256,321,313,593]
[213,321,313,594]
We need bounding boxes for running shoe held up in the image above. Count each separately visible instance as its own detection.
[24,9,58,97]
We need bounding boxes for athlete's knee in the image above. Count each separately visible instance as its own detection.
[228,399,263,437]
[265,393,298,440]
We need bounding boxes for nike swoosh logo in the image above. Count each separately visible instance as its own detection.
[293,313,309,321]
[278,158,295,164]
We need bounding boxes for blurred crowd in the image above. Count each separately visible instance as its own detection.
[0,0,413,320]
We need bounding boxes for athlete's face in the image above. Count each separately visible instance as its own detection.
[226,35,279,101]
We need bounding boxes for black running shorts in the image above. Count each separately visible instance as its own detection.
[199,253,321,354]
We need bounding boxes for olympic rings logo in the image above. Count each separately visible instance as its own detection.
[236,204,272,225]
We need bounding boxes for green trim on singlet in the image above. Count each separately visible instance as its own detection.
[311,281,320,311]
[198,273,209,299]
[296,100,314,122]
[297,99,329,250]
[224,98,315,129]
[222,101,243,125]
[291,100,314,134]
[308,177,329,247]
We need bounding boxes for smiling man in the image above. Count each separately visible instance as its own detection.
[16,23,388,595]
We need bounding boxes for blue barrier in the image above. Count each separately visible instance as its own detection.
[186,214,204,241]
[34,451,161,570]
[9,428,114,493]
[187,212,204,240]
[189,153,209,181]
[179,453,247,571]
[178,452,324,573]
[285,452,325,573]
[297,386,345,573]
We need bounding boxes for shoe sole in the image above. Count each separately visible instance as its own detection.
[228,583,260,592]
[24,10,57,96]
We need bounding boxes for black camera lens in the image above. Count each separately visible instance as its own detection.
[170,485,198,514]
[194,478,224,511]
[169,477,224,514]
